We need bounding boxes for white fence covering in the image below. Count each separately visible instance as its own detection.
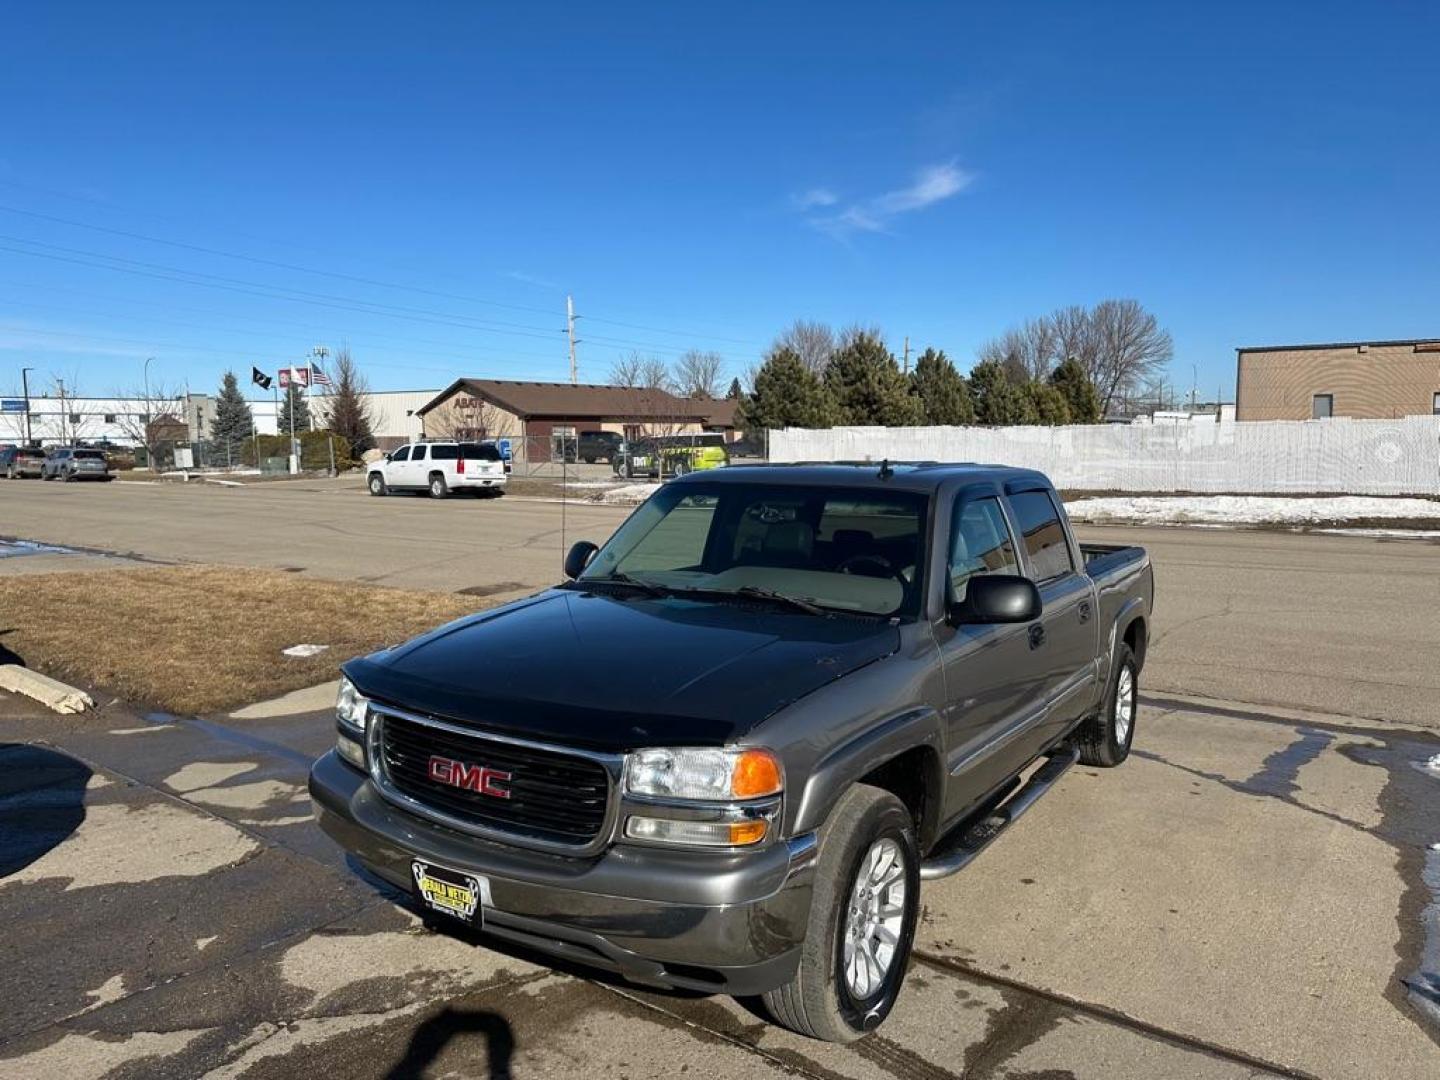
[770,416,1440,495]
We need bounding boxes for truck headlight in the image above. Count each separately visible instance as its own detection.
[335,676,370,734]
[624,747,782,801]
[335,676,370,770]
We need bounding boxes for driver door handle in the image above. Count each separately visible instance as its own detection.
[1028,624,1046,650]
[1078,600,1093,623]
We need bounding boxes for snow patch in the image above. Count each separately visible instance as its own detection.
[597,483,662,505]
[1065,494,1440,528]
[282,643,329,658]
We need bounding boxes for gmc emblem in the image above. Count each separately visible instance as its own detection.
[427,755,512,799]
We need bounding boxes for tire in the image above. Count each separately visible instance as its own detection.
[582,456,596,465]
[368,472,387,497]
[762,784,919,1043]
[428,473,448,500]
[1076,642,1137,767]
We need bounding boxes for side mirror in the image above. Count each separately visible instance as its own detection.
[949,574,1042,625]
[383,452,393,462]
[564,540,599,580]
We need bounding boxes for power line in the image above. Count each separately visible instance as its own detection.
[0,237,739,360]
[0,201,768,350]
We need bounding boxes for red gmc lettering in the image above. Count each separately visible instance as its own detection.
[427,755,512,799]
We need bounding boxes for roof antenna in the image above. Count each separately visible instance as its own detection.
[878,458,893,480]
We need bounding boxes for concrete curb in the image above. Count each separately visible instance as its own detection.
[0,665,95,714]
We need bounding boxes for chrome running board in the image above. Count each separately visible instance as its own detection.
[919,745,1080,881]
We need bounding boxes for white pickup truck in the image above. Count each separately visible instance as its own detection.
[367,441,507,499]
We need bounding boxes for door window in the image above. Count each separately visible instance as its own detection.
[948,498,1020,601]
[1008,491,1073,582]
[412,445,428,461]
[391,446,411,462]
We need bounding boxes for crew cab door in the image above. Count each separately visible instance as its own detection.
[409,443,430,486]
[1004,486,1101,758]
[935,491,1039,823]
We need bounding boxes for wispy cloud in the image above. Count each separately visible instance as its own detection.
[790,187,839,211]
[802,161,973,239]
[503,269,559,289]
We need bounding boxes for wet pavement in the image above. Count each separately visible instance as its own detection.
[2,687,1437,1078]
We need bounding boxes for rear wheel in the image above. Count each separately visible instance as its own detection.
[368,472,387,496]
[762,784,919,1043]
[1076,642,1137,767]
[428,473,448,499]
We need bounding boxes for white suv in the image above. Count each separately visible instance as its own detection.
[368,441,507,499]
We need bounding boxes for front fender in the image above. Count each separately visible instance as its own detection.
[791,705,945,845]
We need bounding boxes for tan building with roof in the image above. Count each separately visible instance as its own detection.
[415,379,737,460]
[1235,339,1440,421]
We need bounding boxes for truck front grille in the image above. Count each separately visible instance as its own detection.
[376,709,613,849]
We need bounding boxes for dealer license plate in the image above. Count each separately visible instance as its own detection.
[411,859,486,924]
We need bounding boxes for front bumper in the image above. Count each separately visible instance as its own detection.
[309,750,815,995]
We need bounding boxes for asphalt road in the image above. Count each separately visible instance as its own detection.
[4,686,1437,1079]
[3,475,1438,725]
[2,475,1440,1077]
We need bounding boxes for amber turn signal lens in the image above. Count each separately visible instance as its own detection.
[727,820,769,845]
[730,749,783,799]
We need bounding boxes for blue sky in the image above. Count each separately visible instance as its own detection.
[2,2,1437,402]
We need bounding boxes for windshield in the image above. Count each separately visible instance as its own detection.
[579,482,928,616]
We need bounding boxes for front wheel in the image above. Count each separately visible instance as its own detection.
[368,472,387,496]
[428,473,448,499]
[762,784,919,1043]
[1076,642,1137,767]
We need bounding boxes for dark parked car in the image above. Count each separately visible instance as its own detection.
[1,445,46,479]
[41,447,112,481]
[560,430,623,464]
[310,463,1152,1042]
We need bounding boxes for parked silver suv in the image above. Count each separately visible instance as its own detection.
[41,447,113,482]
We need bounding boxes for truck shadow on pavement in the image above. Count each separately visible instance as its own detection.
[385,1007,515,1079]
[0,744,90,879]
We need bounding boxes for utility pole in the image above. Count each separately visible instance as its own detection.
[566,296,580,385]
[902,336,911,374]
[20,367,33,444]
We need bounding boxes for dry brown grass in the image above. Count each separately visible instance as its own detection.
[0,565,493,715]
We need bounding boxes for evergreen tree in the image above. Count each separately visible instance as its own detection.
[726,376,743,399]
[969,360,1037,426]
[1022,381,1073,425]
[736,347,840,433]
[823,331,925,426]
[210,370,255,465]
[325,347,376,456]
[278,383,311,433]
[1048,356,1102,423]
[909,348,974,425]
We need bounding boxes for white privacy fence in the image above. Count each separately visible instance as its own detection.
[770,416,1440,495]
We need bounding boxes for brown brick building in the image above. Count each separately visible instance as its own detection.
[1235,339,1440,421]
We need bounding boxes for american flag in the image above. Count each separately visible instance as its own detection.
[310,363,331,386]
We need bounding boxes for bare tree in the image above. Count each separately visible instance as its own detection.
[1087,299,1173,414]
[609,351,672,391]
[109,381,185,468]
[673,349,724,399]
[977,317,1058,382]
[771,319,836,375]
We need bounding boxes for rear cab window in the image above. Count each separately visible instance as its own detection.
[74,450,105,461]
[1007,489,1074,582]
[430,445,459,460]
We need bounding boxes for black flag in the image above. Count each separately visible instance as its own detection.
[251,366,273,390]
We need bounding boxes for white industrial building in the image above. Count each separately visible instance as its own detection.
[1,388,439,448]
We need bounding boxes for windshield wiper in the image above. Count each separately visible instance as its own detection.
[585,572,673,597]
[713,585,829,616]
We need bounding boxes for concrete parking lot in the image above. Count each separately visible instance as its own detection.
[2,476,1439,1077]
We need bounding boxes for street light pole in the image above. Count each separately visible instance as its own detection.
[20,367,33,444]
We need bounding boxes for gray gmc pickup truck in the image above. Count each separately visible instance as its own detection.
[310,463,1153,1041]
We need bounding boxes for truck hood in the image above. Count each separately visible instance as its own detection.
[344,588,899,752]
